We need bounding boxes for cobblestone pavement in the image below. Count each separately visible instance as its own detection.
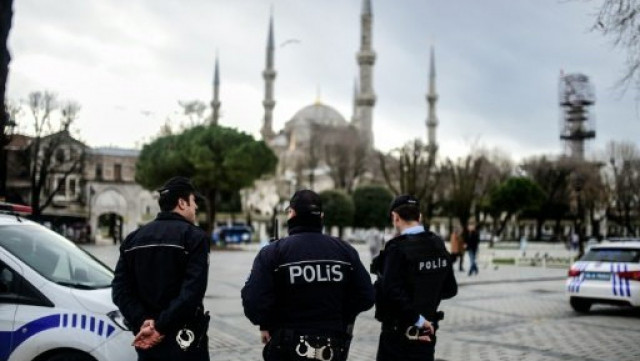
[84,243,640,361]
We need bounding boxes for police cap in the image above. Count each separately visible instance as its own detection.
[289,189,323,217]
[388,194,420,218]
[158,176,203,199]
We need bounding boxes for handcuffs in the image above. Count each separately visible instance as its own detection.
[176,328,195,350]
[405,325,432,341]
[295,336,335,361]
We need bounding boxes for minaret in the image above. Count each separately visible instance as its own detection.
[426,46,438,157]
[261,13,276,140]
[351,78,360,124]
[210,54,221,126]
[356,0,376,149]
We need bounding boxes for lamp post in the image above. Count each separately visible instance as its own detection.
[0,114,16,201]
[572,173,585,257]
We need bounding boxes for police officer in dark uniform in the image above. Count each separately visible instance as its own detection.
[372,195,457,361]
[242,189,375,361]
[112,176,210,361]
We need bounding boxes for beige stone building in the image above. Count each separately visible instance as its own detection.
[85,147,159,243]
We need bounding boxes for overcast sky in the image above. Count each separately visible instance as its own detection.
[7,0,640,161]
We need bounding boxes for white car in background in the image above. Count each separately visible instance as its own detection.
[566,241,640,313]
[0,203,136,361]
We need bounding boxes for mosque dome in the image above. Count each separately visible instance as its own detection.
[283,102,348,149]
[287,103,348,129]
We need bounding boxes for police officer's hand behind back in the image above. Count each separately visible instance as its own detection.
[260,330,271,344]
[133,319,165,349]
[418,320,434,342]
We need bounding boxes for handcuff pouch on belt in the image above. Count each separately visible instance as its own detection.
[294,335,335,361]
[404,325,431,341]
[176,308,210,351]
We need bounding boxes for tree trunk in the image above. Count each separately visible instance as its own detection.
[206,188,217,235]
[535,217,544,241]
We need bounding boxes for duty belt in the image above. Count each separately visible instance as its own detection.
[270,329,346,361]
[295,335,334,361]
[381,311,444,341]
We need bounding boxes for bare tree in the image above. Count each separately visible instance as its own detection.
[441,155,484,234]
[178,100,207,126]
[473,147,515,228]
[379,138,441,223]
[521,155,575,240]
[605,140,640,235]
[60,101,81,129]
[324,126,368,193]
[379,139,436,198]
[304,124,325,189]
[585,0,640,93]
[26,91,86,217]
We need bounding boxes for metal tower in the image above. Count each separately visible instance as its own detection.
[559,73,596,160]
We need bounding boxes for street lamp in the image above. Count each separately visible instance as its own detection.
[0,114,17,201]
[572,173,585,257]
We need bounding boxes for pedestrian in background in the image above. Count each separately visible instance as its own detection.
[372,195,457,361]
[112,176,211,361]
[242,189,374,361]
[466,223,480,276]
[449,226,465,272]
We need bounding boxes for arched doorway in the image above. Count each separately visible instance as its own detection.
[98,212,124,244]
[91,188,128,244]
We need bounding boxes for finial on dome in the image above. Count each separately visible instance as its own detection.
[315,85,322,105]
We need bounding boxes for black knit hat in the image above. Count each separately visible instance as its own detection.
[158,176,203,199]
[289,189,323,217]
[388,194,420,218]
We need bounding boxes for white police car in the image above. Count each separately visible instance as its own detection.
[0,203,136,361]
[566,241,640,313]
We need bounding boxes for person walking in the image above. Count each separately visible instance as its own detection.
[112,176,210,361]
[241,189,374,361]
[466,224,480,276]
[449,226,465,272]
[373,195,458,361]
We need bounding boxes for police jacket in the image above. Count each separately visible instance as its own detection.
[112,211,209,336]
[241,216,375,333]
[374,230,457,327]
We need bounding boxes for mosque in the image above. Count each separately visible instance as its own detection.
[210,0,441,224]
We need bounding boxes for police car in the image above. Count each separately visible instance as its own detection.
[566,241,640,313]
[0,203,136,361]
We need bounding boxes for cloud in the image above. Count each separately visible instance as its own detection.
[6,0,638,162]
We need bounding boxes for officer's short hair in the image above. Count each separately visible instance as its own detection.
[389,195,420,222]
[157,176,200,212]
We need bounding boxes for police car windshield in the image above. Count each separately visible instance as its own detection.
[0,224,113,289]
[581,248,640,263]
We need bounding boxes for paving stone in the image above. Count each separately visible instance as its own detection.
[84,243,640,361]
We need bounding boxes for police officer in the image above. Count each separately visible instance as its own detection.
[242,189,375,361]
[373,195,457,361]
[112,176,210,361]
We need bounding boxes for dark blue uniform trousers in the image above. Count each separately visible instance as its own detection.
[376,330,435,361]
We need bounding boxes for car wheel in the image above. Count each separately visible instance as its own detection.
[42,351,96,361]
[570,297,592,313]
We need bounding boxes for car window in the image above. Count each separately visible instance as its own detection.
[0,259,50,306]
[581,248,640,263]
[0,225,113,289]
[0,260,18,295]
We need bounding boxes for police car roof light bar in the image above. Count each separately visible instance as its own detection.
[0,202,33,215]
